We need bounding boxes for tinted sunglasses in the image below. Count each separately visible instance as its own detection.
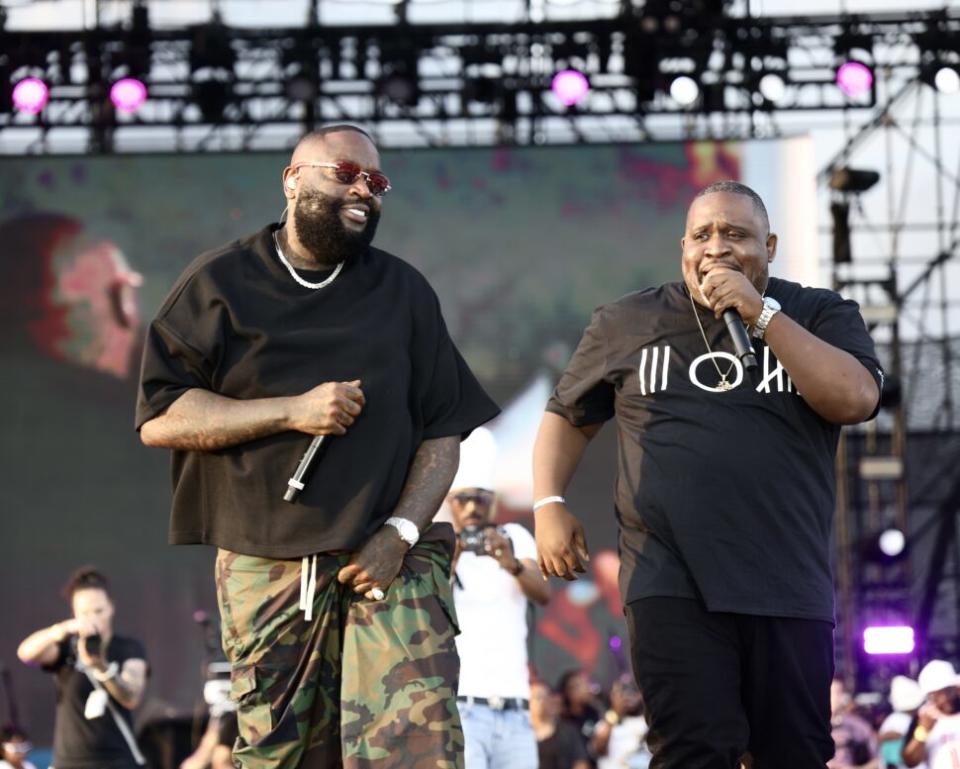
[452,491,495,505]
[293,161,392,197]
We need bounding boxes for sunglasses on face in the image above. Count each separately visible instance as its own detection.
[452,491,495,506]
[292,161,392,197]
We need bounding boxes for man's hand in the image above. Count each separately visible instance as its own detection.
[918,701,945,729]
[337,527,408,600]
[289,380,365,436]
[141,379,366,451]
[536,502,589,580]
[482,528,520,572]
[53,619,82,641]
[699,264,763,324]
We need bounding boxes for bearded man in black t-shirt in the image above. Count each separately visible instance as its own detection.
[533,181,883,769]
[136,124,499,769]
[18,567,148,769]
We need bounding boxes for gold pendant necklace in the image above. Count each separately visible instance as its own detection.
[689,290,737,391]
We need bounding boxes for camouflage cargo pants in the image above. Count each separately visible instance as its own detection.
[215,529,463,769]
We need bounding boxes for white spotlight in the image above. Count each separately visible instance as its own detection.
[758,73,786,103]
[934,66,960,95]
[669,75,699,106]
[878,528,906,558]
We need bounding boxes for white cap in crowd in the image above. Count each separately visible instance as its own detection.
[450,427,498,492]
[918,659,960,696]
[889,675,924,712]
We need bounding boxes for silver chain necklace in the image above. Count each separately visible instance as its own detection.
[272,230,344,290]
[689,289,738,391]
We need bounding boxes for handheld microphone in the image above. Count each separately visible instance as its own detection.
[722,309,758,371]
[283,435,326,503]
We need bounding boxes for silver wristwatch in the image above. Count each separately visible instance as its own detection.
[384,516,420,547]
[752,297,782,340]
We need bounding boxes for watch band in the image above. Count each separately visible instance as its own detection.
[384,516,420,546]
[752,300,781,340]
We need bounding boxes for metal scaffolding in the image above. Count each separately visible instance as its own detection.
[1,5,958,153]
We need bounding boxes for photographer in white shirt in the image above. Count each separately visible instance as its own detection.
[448,428,551,769]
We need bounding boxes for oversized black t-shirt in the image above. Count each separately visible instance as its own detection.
[47,635,147,769]
[136,225,499,558]
[546,278,883,622]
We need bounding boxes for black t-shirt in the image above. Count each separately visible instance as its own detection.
[547,278,882,622]
[538,721,591,769]
[47,635,147,769]
[136,225,499,558]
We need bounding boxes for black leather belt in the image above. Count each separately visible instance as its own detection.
[457,695,529,711]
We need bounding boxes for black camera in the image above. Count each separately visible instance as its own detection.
[457,523,508,555]
[84,633,102,656]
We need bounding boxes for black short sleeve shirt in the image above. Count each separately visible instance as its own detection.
[47,635,147,769]
[136,225,500,558]
[547,278,883,622]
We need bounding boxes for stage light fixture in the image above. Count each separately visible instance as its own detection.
[378,72,418,106]
[878,528,906,558]
[12,77,49,114]
[836,60,874,99]
[829,166,880,193]
[551,69,590,107]
[933,65,960,94]
[192,79,232,123]
[376,39,420,108]
[188,18,236,123]
[758,73,786,103]
[110,77,148,114]
[669,75,699,106]
[863,625,915,655]
[281,38,320,103]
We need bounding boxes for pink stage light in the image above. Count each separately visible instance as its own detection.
[12,78,50,114]
[863,625,915,655]
[836,61,874,99]
[110,78,148,114]
[551,70,590,107]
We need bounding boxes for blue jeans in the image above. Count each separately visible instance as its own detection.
[459,702,538,769]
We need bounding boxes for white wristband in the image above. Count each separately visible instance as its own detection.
[533,495,566,511]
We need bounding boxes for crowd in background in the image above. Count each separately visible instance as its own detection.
[8,641,960,769]
[527,657,960,769]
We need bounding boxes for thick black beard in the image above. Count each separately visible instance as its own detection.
[291,188,380,268]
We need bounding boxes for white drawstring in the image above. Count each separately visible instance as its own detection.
[299,555,318,621]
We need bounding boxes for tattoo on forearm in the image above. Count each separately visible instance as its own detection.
[393,437,459,529]
[153,391,285,451]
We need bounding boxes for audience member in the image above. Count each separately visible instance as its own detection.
[0,726,36,769]
[903,659,960,768]
[592,674,652,769]
[531,681,591,769]
[878,676,923,769]
[828,678,879,769]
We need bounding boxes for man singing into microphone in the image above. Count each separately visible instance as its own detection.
[136,124,499,769]
[533,181,883,769]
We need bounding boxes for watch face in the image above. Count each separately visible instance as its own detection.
[397,520,418,542]
[765,297,782,311]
